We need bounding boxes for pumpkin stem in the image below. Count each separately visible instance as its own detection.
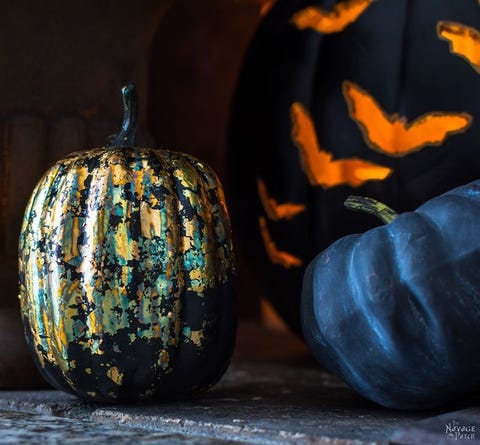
[344,195,398,224]
[109,82,138,147]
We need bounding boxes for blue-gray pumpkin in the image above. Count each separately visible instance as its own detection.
[302,180,480,409]
[18,84,236,403]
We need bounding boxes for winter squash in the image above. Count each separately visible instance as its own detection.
[228,0,480,333]
[19,84,236,402]
[302,181,480,409]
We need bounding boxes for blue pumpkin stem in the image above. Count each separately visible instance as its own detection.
[344,195,398,225]
[109,82,138,147]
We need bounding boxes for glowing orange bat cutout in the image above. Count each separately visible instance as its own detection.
[290,102,392,188]
[437,21,480,73]
[291,0,373,34]
[260,0,276,16]
[343,81,473,157]
[257,178,305,221]
[259,216,302,268]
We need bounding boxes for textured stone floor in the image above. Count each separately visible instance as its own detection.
[0,409,237,444]
[0,323,479,444]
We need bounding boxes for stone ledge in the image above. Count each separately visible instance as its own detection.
[0,361,455,445]
[0,409,237,444]
[1,322,479,444]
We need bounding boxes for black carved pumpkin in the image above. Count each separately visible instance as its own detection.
[19,85,236,402]
[228,0,480,333]
[302,182,480,409]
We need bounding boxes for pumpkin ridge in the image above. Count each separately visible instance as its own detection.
[77,156,119,354]
[20,164,73,374]
[305,242,375,390]
[348,228,406,356]
[375,213,450,324]
[142,150,187,377]
[40,166,77,364]
[156,151,234,393]
[157,154,186,315]
[159,150,189,374]
[54,156,109,375]
[163,151,206,375]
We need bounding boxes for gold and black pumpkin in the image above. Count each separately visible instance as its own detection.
[228,0,480,333]
[19,84,236,402]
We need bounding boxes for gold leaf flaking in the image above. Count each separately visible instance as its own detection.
[106,366,124,385]
[19,148,234,374]
[189,330,205,347]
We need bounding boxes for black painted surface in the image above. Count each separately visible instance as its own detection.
[228,0,480,334]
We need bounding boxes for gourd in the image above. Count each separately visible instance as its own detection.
[18,84,236,403]
[228,0,480,333]
[302,181,480,409]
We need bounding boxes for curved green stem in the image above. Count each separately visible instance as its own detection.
[109,82,138,147]
[344,195,399,225]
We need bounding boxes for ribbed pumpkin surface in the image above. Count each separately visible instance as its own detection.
[302,180,480,409]
[19,147,235,402]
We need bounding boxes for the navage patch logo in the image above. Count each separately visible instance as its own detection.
[445,420,476,440]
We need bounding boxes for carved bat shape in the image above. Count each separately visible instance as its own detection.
[290,102,392,188]
[343,81,472,157]
[257,178,305,221]
[291,0,373,34]
[437,21,480,73]
[259,216,302,268]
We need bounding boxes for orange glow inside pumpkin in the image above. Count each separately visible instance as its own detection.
[260,297,290,332]
[257,178,305,221]
[260,0,277,16]
[259,216,302,268]
[291,0,373,34]
[437,21,480,73]
[290,102,392,188]
[343,81,472,157]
